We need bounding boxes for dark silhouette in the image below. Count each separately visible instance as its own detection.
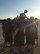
[2,18,13,52]
[0,10,39,54]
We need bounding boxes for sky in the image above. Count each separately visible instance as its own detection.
[0,0,40,19]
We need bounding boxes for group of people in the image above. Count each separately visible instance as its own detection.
[2,10,38,54]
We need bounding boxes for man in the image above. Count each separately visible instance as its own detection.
[25,16,37,50]
[35,18,38,47]
[35,18,39,27]
[5,18,13,46]
[3,18,13,52]
[14,24,24,54]
[2,19,7,50]
[20,10,28,20]
[2,20,6,38]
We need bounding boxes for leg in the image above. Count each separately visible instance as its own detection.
[3,40,7,50]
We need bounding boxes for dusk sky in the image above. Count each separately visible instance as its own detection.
[0,0,40,19]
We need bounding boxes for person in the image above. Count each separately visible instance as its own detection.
[6,18,13,46]
[35,18,39,27]
[3,18,13,52]
[35,18,38,47]
[25,16,37,54]
[20,10,28,27]
[2,19,6,38]
[20,10,28,18]
[2,19,7,50]
[14,20,25,54]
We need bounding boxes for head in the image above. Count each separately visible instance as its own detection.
[20,13,24,18]
[7,18,10,22]
[20,13,25,21]
[30,16,34,22]
[35,18,38,21]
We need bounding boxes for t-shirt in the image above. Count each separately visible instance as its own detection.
[14,31,24,46]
